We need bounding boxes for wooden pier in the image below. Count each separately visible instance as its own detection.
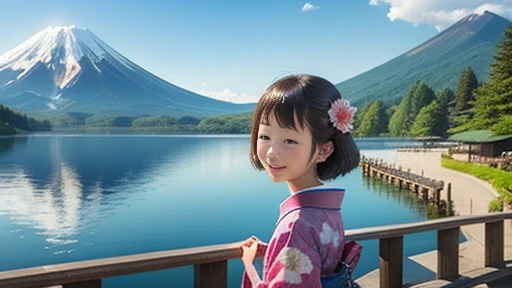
[361,157,447,206]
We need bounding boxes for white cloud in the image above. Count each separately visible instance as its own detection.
[369,0,512,31]
[301,3,319,12]
[199,88,260,104]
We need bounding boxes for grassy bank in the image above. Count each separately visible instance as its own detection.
[441,156,512,211]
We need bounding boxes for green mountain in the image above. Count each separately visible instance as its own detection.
[336,11,512,106]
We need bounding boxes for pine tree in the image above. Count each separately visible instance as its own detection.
[467,26,512,134]
[438,88,455,109]
[411,82,436,116]
[491,115,512,135]
[0,104,52,134]
[437,88,455,136]
[455,67,478,112]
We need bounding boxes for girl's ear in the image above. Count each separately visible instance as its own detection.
[317,141,334,162]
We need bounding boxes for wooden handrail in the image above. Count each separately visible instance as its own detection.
[0,242,244,288]
[1,212,511,288]
[345,211,512,241]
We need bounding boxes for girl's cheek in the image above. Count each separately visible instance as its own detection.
[282,145,300,157]
[256,142,268,157]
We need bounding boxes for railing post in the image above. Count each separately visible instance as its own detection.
[485,220,504,268]
[63,279,102,288]
[379,236,403,288]
[437,227,459,280]
[194,260,227,288]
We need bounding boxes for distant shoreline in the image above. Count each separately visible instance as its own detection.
[5,130,432,141]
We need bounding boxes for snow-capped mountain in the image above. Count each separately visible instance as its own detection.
[0,25,254,116]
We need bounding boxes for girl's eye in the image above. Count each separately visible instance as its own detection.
[259,135,270,140]
[284,139,297,144]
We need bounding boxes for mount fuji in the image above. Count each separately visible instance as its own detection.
[0,26,254,117]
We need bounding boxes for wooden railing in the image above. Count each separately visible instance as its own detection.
[1,212,511,288]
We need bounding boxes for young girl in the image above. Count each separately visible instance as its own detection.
[241,74,360,287]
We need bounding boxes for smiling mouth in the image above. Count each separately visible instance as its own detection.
[268,163,286,169]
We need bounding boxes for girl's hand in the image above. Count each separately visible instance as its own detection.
[241,236,259,265]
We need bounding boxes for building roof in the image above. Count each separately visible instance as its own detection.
[448,130,512,143]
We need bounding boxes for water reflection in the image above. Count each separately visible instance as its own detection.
[0,137,26,154]
[0,162,83,247]
[363,176,429,217]
[0,135,421,248]
[0,136,197,248]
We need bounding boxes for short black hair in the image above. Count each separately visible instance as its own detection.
[249,74,360,180]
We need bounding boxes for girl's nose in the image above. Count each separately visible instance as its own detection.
[267,145,278,159]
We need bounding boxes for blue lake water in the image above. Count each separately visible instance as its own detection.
[0,135,439,287]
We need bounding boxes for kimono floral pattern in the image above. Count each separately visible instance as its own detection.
[319,222,340,248]
[276,247,313,284]
[242,188,345,288]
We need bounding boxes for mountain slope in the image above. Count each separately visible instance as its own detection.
[0,26,254,117]
[336,11,512,106]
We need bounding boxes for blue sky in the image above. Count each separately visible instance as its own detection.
[1,0,511,103]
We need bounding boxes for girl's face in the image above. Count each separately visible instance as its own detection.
[256,114,323,193]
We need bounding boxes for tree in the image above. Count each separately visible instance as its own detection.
[132,116,177,127]
[388,81,436,136]
[410,101,443,137]
[410,82,436,117]
[464,26,512,134]
[353,101,372,132]
[354,100,388,137]
[491,115,512,135]
[437,88,455,109]
[455,67,478,112]
[178,116,201,125]
[0,104,51,134]
[437,88,455,136]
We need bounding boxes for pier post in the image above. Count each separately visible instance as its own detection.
[447,183,452,216]
[435,188,441,205]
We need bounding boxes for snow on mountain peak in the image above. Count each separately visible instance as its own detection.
[0,25,116,89]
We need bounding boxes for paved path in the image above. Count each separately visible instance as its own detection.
[356,150,512,287]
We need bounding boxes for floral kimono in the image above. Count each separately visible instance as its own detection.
[242,187,345,288]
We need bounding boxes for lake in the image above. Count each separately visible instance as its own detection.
[0,135,438,287]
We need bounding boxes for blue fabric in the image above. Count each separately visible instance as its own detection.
[321,240,362,288]
[320,251,361,288]
[320,262,355,288]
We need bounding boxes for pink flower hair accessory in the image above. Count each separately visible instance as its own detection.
[328,98,357,134]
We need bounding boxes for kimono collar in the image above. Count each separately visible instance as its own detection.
[278,187,345,224]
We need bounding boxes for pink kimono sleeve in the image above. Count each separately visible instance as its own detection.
[242,219,323,288]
